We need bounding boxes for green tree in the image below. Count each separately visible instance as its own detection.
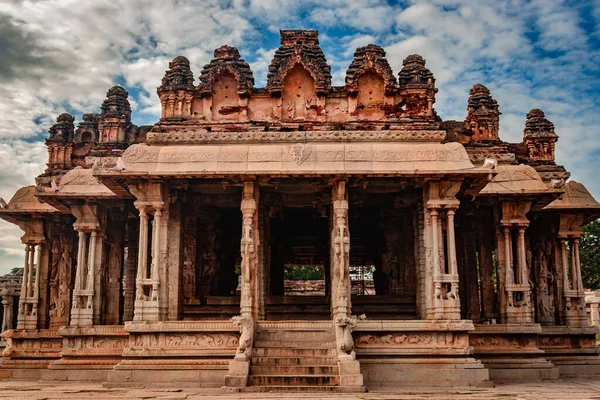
[580,219,600,289]
[284,265,324,280]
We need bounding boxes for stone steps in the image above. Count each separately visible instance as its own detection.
[252,347,335,357]
[242,385,342,392]
[253,339,334,349]
[254,331,335,341]
[248,324,341,391]
[248,374,340,386]
[251,365,339,375]
[251,356,338,366]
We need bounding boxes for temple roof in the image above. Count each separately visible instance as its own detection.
[544,181,600,222]
[0,186,59,223]
[479,164,562,197]
[95,142,491,183]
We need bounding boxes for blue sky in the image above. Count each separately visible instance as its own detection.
[0,0,599,273]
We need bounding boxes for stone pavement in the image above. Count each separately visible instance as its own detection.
[1,379,600,400]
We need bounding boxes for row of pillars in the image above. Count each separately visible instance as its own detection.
[17,244,42,330]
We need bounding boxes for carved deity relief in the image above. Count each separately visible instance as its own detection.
[239,181,259,317]
[533,242,556,325]
[49,224,73,328]
[332,181,350,310]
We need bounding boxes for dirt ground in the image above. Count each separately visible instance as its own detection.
[1,378,600,400]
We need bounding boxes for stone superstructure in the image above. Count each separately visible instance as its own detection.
[1,30,599,390]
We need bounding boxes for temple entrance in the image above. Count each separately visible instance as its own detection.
[349,180,419,319]
[181,181,242,320]
[267,206,331,320]
[262,180,331,320]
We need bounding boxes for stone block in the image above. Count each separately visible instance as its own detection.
[339,374,363,386]
[338,360,361,375]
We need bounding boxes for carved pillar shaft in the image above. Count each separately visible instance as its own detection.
[446,210,458,276]
[560,239,570,291]
[123,217,139,322]
[504,228,513,285]
[74,232,85,292]
[569,238,583,293]
[517,228,527,285]
[431,210,440,278]
[240,181,259,319]
[86,232,97,310]
[27,245,35,298]
[32,244,42,316]
[1,293,13,332]
[573,239,583,292]
[151,209,162,301]
[331,180,350,318]
[17,245,30,329]
[136,210,148,296]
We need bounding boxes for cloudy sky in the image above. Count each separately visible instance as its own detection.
[0,0,599,273]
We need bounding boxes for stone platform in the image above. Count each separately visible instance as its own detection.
[3,378,600,399]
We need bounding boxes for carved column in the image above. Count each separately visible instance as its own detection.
[477,206,497,320]
[16,219,46,330]
[331,180,351,319]
[123,216,139,322]
[496,201,533,324]
[558,213,587,327]
[330,180,363,387]
[1,289,14,332]
[225,181,260,388]
[105,213,126,325]
[129,181,169,322]
[69,205,104,327]
[423,180,461,320]
[239,180,260,319]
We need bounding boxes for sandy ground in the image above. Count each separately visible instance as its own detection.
[1,379,600,400]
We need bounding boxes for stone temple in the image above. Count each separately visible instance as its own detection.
[1,29,599,390]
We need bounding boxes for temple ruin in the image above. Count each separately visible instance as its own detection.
[0,30,599,390]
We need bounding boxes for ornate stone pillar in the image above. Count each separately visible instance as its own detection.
[69,205,104,327]
[239,180,260,319]
[123,216,139,322]
[225,181,260,388]
[423,180,461,320]
[496,201,533,324]
[477,208,497,320]
[16,219,46,330]
[2,289,14,332]
[329,180,363,387]
[129,182,168,322]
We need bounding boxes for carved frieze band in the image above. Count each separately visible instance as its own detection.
[147,130,447,144]
[129,332,239,349]
[354,331,469,349]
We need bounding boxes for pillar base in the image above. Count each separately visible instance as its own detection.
[471,323,558,382]
[44,325,127,381]
[104,321,239,388]
[0,329,62,379]
[539,325,600,377]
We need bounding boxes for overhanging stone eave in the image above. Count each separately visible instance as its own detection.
[474,189,564,211]
[94,168,492,179]
[0,208,63,225]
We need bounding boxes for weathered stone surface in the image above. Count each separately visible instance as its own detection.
[1,28,600,391]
